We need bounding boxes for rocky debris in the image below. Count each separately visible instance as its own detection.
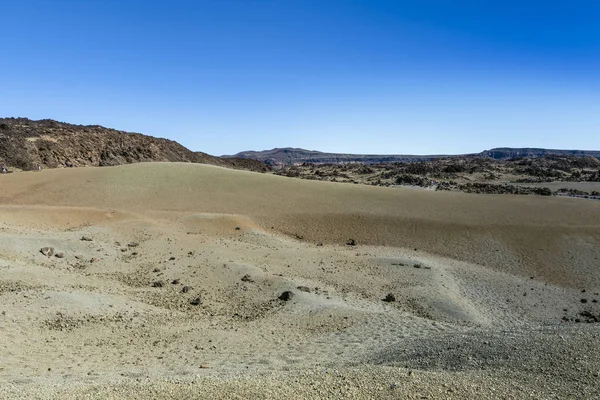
[240,275,254,283]
[190,297,202,306]
[81,236,93,241]
[278,291,294,301]
[40,247,54,257]
[346,238,356,246]
[266,151,600,199]
[579,311,600,323]
[316,242,323,247]
[413,264,422,269]
[153,268,161,273]
[382,293,396,302]
[181,286,191,293]
[169,256,176,261]
[152,281,164,288]
[127,242,139,248]
[563,311,600,323]
[54,252,65,258]
[297,286,311,293]
[171,279,180,284]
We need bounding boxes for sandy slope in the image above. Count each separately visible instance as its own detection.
[0,163,599,399]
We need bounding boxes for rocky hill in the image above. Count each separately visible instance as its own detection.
[229,147,448,166]
[230,147,600,166]
[0,118,270,172]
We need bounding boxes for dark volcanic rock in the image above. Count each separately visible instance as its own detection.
[382,293,396,302]
[278,291,294,301]
[190,297,202,306]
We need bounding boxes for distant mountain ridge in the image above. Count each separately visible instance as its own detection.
[229,147,600,166]
[0,118,270,172]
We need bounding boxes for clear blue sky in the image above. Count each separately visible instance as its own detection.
[1,1,598,155]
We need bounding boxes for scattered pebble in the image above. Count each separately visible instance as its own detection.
[40,247,54,257]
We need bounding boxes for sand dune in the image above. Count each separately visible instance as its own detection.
[0,163,599,399]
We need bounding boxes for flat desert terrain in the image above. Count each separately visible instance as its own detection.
[0,163,599,399]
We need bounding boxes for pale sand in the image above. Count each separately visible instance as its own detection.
[0,163,599,399]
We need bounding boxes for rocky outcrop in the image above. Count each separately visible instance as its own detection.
[0,118,271,172]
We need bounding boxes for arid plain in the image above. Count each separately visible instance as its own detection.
[1,162,599,399]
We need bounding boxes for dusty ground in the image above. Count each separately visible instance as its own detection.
[0,163,599,399]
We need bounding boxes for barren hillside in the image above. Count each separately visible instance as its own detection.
[0,118,270,172]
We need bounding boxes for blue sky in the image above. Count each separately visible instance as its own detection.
[1,0,598,155]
